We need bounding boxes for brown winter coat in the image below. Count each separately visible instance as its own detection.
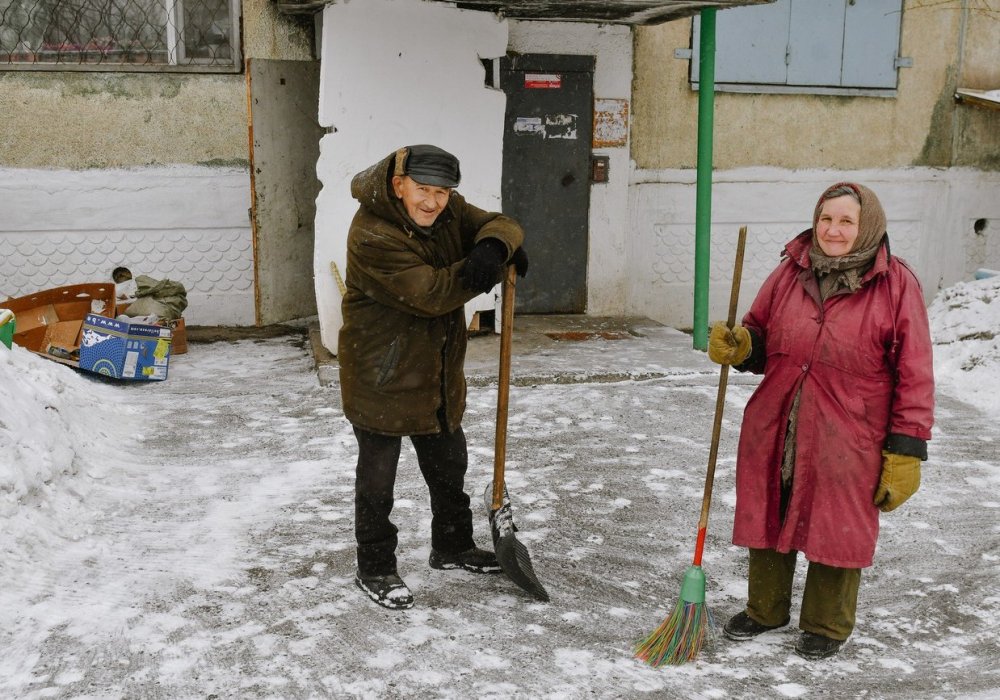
[733,231,934,568]
[338,151,524,436]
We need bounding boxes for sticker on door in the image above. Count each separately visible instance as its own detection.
[524,73,561,89]
[545,114,578,140]
[514,117,544,136]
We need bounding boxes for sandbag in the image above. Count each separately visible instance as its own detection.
[125,275,188,321]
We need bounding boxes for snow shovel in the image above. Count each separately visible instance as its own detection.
[485,265,550,602]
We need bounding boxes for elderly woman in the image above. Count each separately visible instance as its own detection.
[707,182,934,659]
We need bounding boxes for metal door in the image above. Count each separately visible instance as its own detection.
[500,54,594,313]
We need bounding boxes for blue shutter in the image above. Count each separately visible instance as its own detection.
[786,0,845,87]
[692,0,791,85]
[692,0,902,91]
[842,0,903,88]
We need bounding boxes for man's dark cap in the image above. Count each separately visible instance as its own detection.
[396,144,461,188]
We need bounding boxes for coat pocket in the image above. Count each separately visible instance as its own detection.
[376,337,402,387]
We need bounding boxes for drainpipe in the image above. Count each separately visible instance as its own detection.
[693,7,716,351]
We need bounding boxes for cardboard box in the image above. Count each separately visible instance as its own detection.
[42,319,84,360]
[79,313,172,381]
[115,302,187,355]
[169,317,187,354]
[3,283,116,362]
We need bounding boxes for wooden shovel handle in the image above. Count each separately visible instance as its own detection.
[492,265,517,510]
[693,225,747,566]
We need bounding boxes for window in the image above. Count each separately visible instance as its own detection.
[0,0,241,71]
[691,0,905,94]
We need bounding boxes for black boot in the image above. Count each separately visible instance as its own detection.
[355,571,414,610]
[795,632,845,659]
[429,546,501,573]
[723,611,790,641]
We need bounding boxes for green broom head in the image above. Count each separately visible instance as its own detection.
[634,565,715,667]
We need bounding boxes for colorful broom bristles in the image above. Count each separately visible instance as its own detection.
[634,565,715,667]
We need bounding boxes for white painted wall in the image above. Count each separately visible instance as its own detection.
[628,167,1000,330]
[507,20,633,316]
[314,0,508,355]
[0,166,255,326]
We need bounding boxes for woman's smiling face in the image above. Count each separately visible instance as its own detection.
[815,195,861,257]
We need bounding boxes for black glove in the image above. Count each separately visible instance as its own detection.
[461,238,507,293]
[510,247,529,278]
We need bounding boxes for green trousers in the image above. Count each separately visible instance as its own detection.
[745,547,861,641]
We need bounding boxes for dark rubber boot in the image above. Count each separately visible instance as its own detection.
[428,546,501,573]
[795,632,846,660]
[723,611,790,641]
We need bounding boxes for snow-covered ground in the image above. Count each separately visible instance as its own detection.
[1,276,998,698]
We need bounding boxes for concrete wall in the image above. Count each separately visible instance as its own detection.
[0,0,311,171]
[951,5,1000,169]
[632,3,1000,170]
[0,0,314,326]
[248,59,323,326]
[507,20,633,316]
[314,0,508,355]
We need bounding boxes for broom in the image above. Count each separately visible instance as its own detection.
[634,225,747,667]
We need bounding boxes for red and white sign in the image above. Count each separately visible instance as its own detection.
[524,73,561,89]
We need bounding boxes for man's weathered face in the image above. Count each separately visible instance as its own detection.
[392,175,451,228]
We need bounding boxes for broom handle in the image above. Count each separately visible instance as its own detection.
[693,226,747,567]
[492,265,517,511]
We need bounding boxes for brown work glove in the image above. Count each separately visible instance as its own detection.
[707,321,752,365]
[873,451,921,512]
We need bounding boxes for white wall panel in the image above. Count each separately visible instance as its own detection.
[314,0,508,355]
[0,166,254,326]
[627,167,1000,330]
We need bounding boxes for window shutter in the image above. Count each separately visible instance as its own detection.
[692,0,791,85]
[786,0,845,87]
[690,0,903,92]
[841,0,904,89]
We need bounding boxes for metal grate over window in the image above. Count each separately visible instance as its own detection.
[0,0,241,71]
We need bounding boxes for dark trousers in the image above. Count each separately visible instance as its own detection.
[353,425,475,576]
[746,547,861,641]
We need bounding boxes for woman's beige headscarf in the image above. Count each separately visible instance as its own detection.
[808,182,887,299]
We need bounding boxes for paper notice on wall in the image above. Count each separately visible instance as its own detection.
[593,98,629,147]
[514,117,544,136]
[545,114,577,140]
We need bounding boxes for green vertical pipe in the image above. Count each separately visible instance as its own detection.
[692,7,716,351]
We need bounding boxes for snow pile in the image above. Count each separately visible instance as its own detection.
[0,344,134,562]
[928,274,1000,415]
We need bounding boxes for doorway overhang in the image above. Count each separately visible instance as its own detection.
[277,0,773,22]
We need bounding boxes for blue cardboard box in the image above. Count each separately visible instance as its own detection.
[79,313,172,381]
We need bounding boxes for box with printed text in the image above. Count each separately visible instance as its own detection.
[79,313,172,381]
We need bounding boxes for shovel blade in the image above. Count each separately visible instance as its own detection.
[485,483,549,602]
[494,530,549,602]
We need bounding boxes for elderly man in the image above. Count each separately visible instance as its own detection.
[339,144,527,610]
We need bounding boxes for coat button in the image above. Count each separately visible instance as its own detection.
[801,363,809,372]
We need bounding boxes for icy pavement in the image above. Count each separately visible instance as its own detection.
[1,323,998,698]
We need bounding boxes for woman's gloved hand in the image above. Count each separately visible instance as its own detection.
[873,451,921,512]
[461,238,507,293]
[707,321,752,365]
